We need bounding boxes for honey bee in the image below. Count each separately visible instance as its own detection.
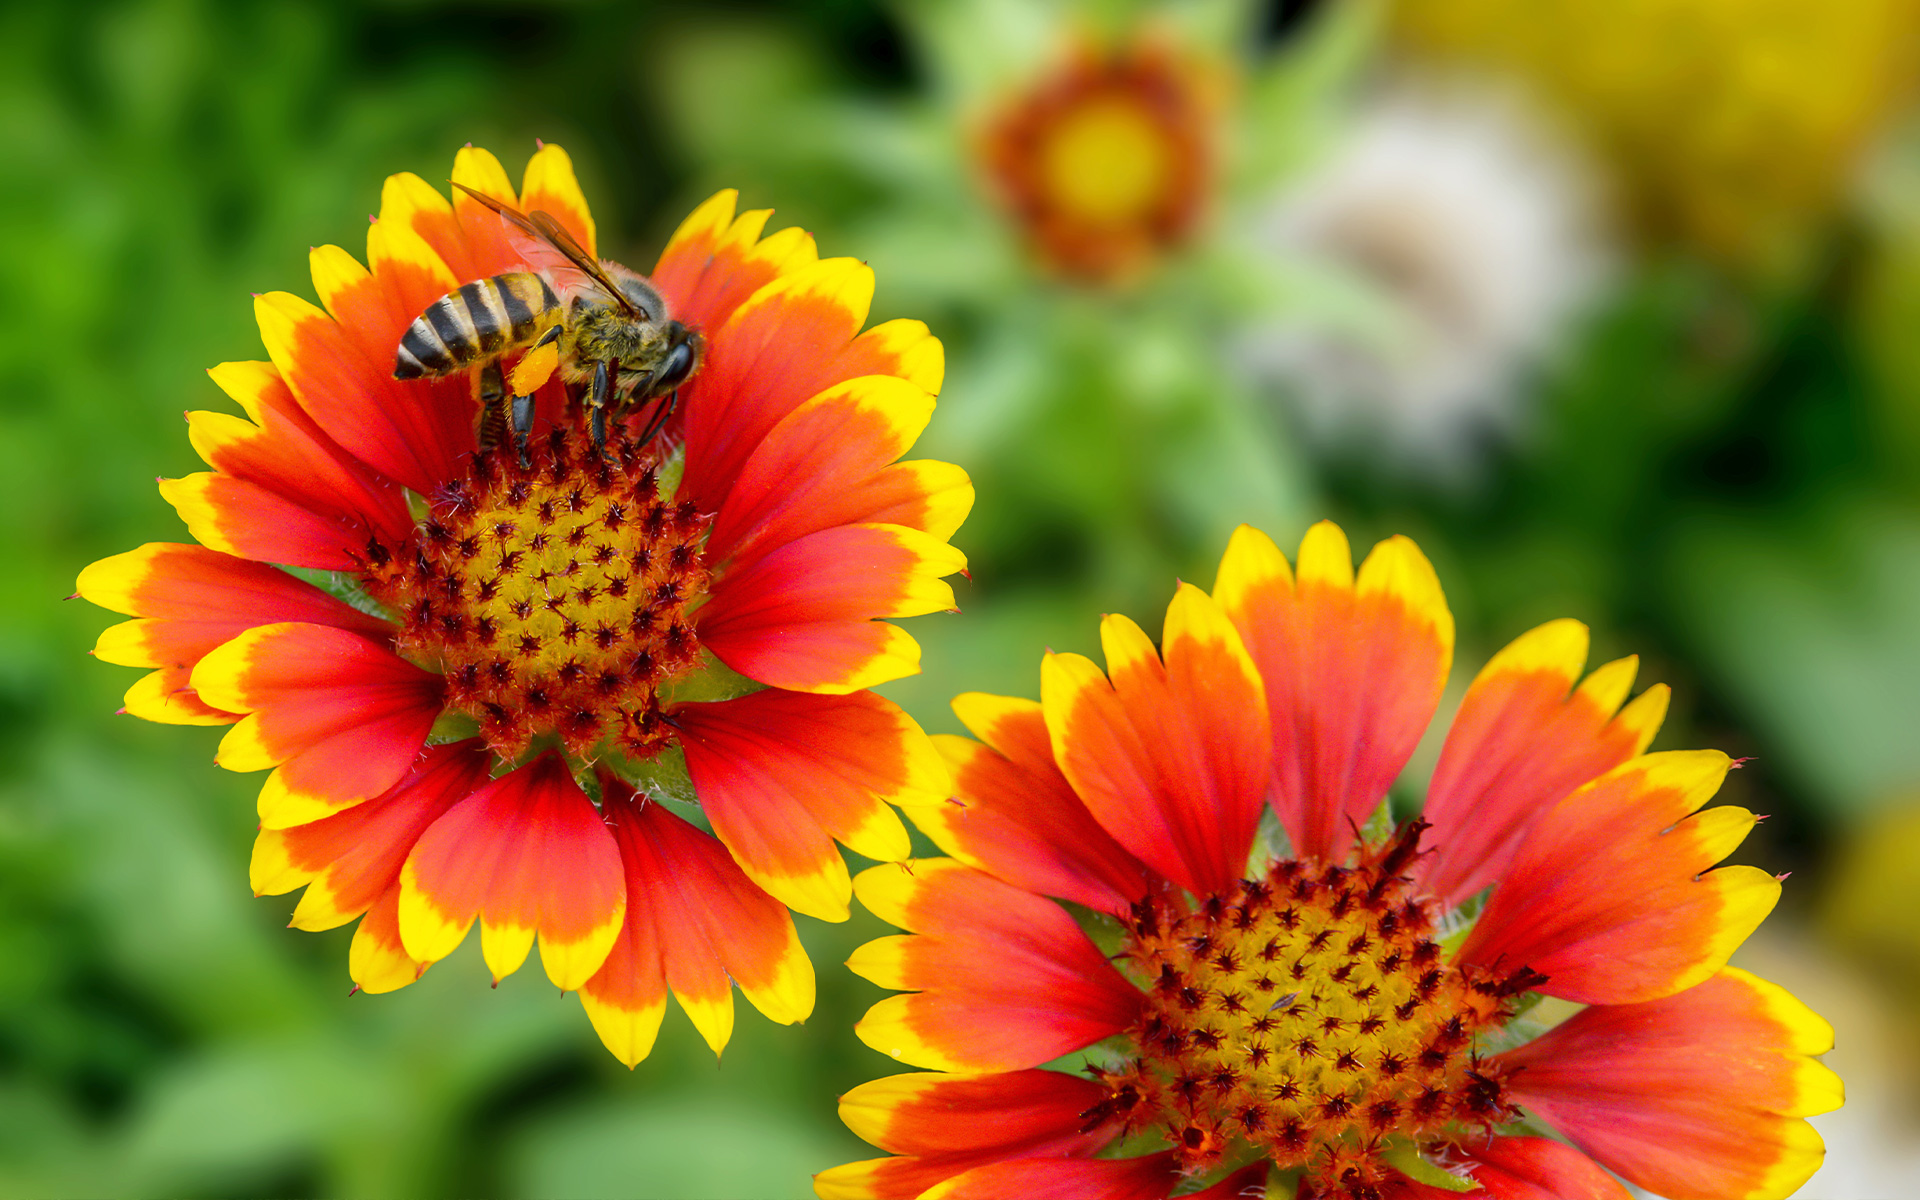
[392,183,701,464]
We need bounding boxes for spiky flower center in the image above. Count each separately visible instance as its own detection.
[365,428,709,763]
[1088,830,1540,1196]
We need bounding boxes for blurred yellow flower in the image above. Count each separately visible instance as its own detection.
[978,31,1221,283]
[1391,0,1920,272]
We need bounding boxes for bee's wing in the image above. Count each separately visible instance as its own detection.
[527,210,644,317]
[450,182,633,312]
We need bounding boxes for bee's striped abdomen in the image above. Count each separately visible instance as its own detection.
[393,271,560,380]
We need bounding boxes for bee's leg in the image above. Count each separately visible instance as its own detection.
[588,358,619,458]
[634,387,678,451]
[476,361,507,452]
[510,391,536,468]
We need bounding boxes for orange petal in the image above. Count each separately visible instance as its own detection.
[920,1152,1179,1200]
[698,523,965,693]
[580,788,813,1064]
[193,357,415,554]
[518,142,596,257]
[907,692,1154,915]
[1460,751,1779,1005]
[651,191,814,335]
[79,542,385,671]
[190,622,442,827]
[675,689,948,921]
[1039,584,1268,897]
[1214,522,1453,862]
[379,170,477,286]
[706,374,941,570]
[398,755,626,990]
[820,1069,1116,1200]
[252,290,465,496]
[349,883,430,995]
[1498,968,1839,1200]
[450,145,523,275]
[120,666,237,725]
[677,256,875,512]
[1417,619,1669,906]
[159,472,378,572]
[849,860,1141,1072]
[250,741,490,931]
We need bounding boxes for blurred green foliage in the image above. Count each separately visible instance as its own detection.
[5,0,1920,1195]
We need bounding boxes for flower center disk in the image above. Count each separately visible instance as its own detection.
[367,430,710,763]
[1093,840,1543,1187]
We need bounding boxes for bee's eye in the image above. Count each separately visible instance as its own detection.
[657,342,696,388]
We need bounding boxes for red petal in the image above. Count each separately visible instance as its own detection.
[518,143,597,257]
[191,622,442,826]
[849,860,1142,1072]
[1498,968,1839,1200]
[698,523,964,693]
[398,755,626,990]
[189,358,414,557]
[677,257,875,512]
[1185,1164,1273,1200]
[379,170,479,286]
[1451,1137,1632,1200]
[674,688,946,921]
[250,741,490,930]
[819,1066,1117,1200]
[1417,619,1668,906]
[1214,523,1453,862]
[840,1068,1111,1158]
[923,1152,1179,1200]
[81,542,386,669]
[159,472,381,573]
[580,788,813,1062]
[348,882,429,994]
[911,692,1156,915]
[651,191,815,336]
[1040,584,1268,898]
[450,146,524,276]
[1459,751,1780,1004]
[253,290,464,496]
[707,374,941,570]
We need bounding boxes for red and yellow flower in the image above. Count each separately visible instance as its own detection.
[821,522,1839,1200]
[979,32,1219,284]
[78,144,971,1066]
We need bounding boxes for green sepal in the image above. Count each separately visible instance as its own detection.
[425,707,480,745]
[600,742,705,822]
[660,649,764,705]
[1380,1138,1475,1192]
[285,565,400,625]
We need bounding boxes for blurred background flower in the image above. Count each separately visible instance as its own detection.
[1235,81,1610,484]
[6,0,1920,1195]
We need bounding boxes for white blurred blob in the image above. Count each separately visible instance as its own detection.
[1237,83,1611,483]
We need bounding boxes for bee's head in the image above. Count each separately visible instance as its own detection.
[606,266,668,323]
[654,324,701,390]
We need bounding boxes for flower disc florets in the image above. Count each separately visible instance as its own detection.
[1094,826,1542,1194]
[364,427,709,763]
